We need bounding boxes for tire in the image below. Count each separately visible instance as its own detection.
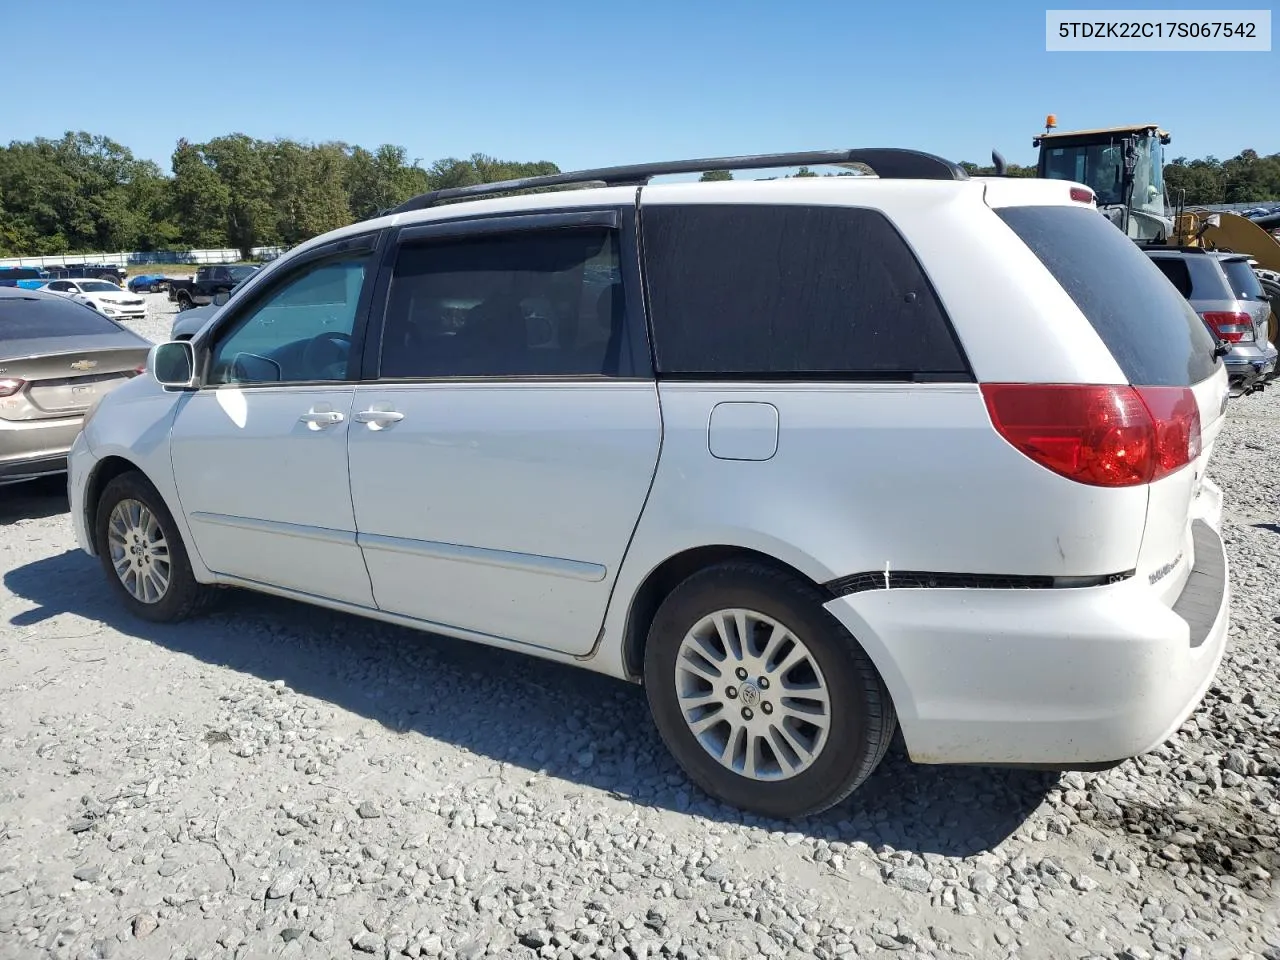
[176,292,193,310]
[94,471,214,623]
[643,561,897,819]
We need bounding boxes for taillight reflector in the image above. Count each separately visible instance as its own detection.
[1201,311,1253,343]
[981,383,1201,487]
[1069,186,1095,205]
[0,378,24,398]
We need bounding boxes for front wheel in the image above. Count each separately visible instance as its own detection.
[95,471,214,623]
[644,561,897,819]
[176,292,193,310]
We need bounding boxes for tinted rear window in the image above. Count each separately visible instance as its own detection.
[996,206,1218,386]
[641,204,969,378]
[0,295,121,341]
[1220,259,1265,301]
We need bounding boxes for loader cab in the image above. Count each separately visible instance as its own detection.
[1034,123,1171,241]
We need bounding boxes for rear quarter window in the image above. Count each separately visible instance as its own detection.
[996,206,1218,387]
[640,204,969,379]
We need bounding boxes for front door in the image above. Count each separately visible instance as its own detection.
[347,212,661,655]
[169,237,380,606]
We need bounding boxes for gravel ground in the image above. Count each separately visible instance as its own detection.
[1,294,1278,960]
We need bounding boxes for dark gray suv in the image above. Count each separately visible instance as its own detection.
[1146,249,1277,396]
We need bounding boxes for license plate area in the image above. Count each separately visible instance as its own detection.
[28,373,128,414]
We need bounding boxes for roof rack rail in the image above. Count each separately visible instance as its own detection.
[386,148,968,215]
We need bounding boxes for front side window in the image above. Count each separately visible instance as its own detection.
[380,228,626,379]
[207,253,370,385]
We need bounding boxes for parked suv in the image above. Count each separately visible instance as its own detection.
[68,150,1231,818]
[1145,248,1277,396]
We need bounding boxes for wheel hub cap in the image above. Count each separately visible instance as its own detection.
[674,608,831,782]
[106,499,171,604]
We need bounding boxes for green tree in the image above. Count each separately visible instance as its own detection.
[170,139,230,247]
[201,134,278,257]
[270,140,352,246]
[699,169,733,181]
[346,144,431,220]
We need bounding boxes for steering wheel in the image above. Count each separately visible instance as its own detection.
[301,331,352,379]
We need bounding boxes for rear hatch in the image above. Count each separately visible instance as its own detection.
[992,203,1227,608]
[1218,257,1274,344]
[0,297,149,422]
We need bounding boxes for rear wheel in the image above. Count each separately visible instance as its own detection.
[176,291,193,310]
[95,471,214,623]
[644,561,896,819]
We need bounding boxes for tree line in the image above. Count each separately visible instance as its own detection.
[2,132,1278,259]
[0,132,557,259]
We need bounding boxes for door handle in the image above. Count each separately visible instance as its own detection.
[354,409,405,424]
[299,410,344,426]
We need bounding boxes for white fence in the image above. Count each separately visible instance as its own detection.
[0,246,287,269]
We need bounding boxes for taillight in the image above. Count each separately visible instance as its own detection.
[1069,186,1095,205]
[981,383,1201,488]
[1202,311,1253,342]
[0,378,24,398]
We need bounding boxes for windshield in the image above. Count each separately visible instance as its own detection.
[81,281,121,292]
[229,266,258,283]
[1220,259,1266,301]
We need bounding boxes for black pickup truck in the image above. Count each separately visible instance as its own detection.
[167,264,260,309]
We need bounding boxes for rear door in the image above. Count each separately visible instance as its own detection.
[994,204,1227,604]
[347,208,660,655]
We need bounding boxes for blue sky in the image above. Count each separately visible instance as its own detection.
[2,0,1275,174]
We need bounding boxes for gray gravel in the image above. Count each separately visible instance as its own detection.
[1,293,1277,959]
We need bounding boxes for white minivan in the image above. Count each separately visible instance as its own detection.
[68,149,1231,818]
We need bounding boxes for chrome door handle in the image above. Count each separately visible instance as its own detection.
[354,410,405,424]
[299,410,344,426]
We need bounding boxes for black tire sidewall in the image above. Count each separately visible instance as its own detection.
[644,564,885,819]
[94,471,204,623]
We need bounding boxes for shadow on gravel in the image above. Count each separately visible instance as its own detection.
[5,549,1056,856]
[0,475,69,525]
[1255,522,1280,536]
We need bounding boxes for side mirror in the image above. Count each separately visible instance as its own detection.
[148,341,197,388]
[213,291,230,306]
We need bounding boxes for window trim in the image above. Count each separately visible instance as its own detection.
[359,205,654,383]
[195,230,386,390]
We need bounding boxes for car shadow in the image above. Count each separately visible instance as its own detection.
[0,475,69,525]
[4,549,1057,857]
[1255,522,1280,536]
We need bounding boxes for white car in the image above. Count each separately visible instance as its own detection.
[41,278,146,321]
[67,149,1232,819]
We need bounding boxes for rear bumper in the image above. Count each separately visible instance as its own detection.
[1226,343,1278,393]
[824,511,1229,767]
[0,417,82,484]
